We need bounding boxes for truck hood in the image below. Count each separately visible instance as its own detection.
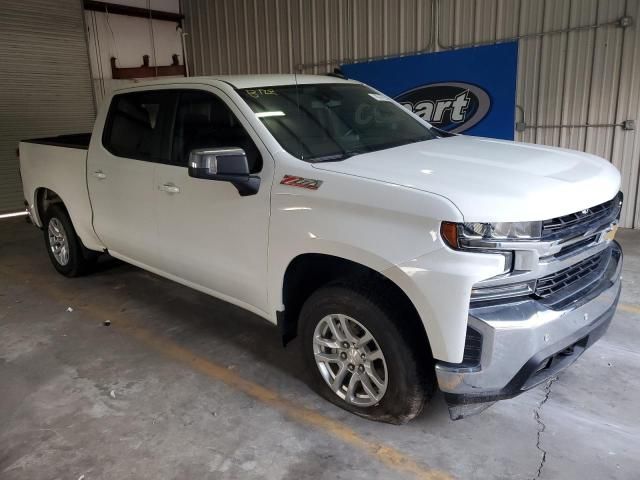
[312,135,621,222]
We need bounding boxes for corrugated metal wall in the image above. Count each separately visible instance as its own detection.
[0,0,96,214]
[182,0,640,228]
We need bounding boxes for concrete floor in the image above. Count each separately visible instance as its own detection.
[1,218,639,480]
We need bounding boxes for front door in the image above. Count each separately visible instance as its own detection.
[155,88,273,313]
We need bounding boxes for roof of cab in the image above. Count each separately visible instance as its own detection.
[113,74,358,92]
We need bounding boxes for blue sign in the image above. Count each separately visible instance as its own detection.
[340,42,518,140]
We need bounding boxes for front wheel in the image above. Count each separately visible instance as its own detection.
[43,204,97,277]
[300,282,434,424]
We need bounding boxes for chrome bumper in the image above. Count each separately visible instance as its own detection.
[436,241,622,419]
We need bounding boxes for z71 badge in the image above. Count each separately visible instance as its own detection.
[280,175,323,190]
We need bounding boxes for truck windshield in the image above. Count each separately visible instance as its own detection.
[238,83,439,162]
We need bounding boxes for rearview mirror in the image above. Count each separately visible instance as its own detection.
[188,147,260,196]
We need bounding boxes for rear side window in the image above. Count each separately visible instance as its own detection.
[103,91,174,161]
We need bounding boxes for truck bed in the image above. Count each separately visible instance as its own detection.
[22,133,91,150]
[18,135,104,252]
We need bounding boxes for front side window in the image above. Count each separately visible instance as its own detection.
[103,90,173,161]
[238,83,439,162]
[172,90,262,173]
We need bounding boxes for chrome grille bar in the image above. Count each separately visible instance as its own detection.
[541,193,622,240]
[535,251,608,299]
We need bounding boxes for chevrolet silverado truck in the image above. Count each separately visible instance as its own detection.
[18,75,623,423]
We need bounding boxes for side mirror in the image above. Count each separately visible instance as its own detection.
[188,147,260,196]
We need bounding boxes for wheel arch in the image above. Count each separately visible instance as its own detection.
[278,253,431,357]
[32,186,104,253]
[34,187,66,227]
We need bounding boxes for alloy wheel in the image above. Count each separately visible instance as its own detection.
[313,314,388,407]
[48,217,70,266]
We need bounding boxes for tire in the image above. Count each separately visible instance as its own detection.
[43,204,97,277]
[300,281,435,424]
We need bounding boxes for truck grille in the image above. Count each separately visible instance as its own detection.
[535,250,609,301]
[542,193,622,239]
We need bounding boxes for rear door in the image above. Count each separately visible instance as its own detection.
[154,87,274,313]
[87,89,175,268]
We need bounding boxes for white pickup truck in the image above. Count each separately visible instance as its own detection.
[19,75,623,423]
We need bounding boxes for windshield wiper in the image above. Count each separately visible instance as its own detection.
[309,153,350,163]
[308,150,365,163]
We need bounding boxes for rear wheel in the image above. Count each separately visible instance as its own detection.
[300,282,434,424]
[43,204,97,277]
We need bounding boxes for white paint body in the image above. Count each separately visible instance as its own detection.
[18,75,621,363]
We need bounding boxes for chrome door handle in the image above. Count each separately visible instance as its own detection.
[92,170,107,179]
[159,183,180,194]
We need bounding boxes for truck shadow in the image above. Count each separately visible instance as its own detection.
[88,252,311,384]
[2,218,453,424]
[102,260,457,425]
[87,255,457,424]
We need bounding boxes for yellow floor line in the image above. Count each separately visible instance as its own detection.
[2,267,453,480]
[617,303,640,315]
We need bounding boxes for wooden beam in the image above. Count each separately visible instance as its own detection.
[83,0,183,23]
[110,54,186,79]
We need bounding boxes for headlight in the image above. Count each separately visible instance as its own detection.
[440,221,541,302]
[460,221,542,240]
[441,221,542,249]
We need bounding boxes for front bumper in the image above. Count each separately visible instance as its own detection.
[436,241,622,420]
